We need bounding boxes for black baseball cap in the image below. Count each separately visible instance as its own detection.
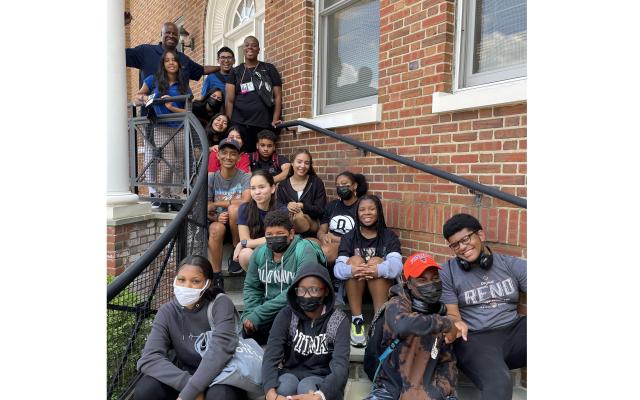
[218,138,241,152]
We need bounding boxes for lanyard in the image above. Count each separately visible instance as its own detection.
[240,62,260,84]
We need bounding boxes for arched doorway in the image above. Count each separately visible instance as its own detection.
[204,0,265,65]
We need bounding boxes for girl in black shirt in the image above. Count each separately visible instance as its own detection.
[276,149,326,237]
[317,171,368,265]
[334,194,403,347]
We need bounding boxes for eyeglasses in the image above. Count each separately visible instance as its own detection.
[294,287,323,297]
[448,230,478,250]
[218,56,234,60]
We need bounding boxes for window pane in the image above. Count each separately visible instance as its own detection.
[326,0,379,106]
[324,0,343,8]
[233,0,255,28]
[473,0,526,74]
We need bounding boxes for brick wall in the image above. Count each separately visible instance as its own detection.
[267,0,527,263]
[107,218,172,276]
[264,0,315,121]
[124,0,527,263]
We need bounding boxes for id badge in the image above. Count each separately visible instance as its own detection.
[240,81,255,94]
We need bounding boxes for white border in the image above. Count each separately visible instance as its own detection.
[297,103,382,132]
[432,78,527,113]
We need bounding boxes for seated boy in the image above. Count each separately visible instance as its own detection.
[366,252,461,400]
[207,138,251,290]
[440,213,527,400]
[241,209,319,345]
[249,129,291,183]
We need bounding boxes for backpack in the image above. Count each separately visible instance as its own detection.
[252,65,274,108]
[363,302,396,382]
[253,238,327,269]
[250,151,281,173]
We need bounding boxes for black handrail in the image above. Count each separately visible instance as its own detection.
[276,120,527,209]
[107,112,208,302]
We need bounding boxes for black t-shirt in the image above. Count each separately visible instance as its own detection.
[249,152,288,177]
[321,199,358,237]
[338,228,401,262]
[228,62,282,128]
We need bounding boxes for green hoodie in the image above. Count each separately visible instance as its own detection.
[242,235,318,328]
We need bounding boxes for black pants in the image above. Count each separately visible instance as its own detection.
[242,317,274,346]
[234,124,277,153]
[453,316,526,400]
[135,374,246,400]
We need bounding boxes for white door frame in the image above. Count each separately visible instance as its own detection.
[204,0,265,65]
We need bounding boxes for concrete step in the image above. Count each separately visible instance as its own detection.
[344,363,527,400]
[219,243,246,293]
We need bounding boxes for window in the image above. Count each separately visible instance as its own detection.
[317,0,380,115]
[459,0,527,88]
[233,0,255,28]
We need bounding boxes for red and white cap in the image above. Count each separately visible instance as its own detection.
[402,252,441,279]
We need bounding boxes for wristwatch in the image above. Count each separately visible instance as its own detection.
[240,239,248,248]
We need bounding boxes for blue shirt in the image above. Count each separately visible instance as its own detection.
[143,75,192,116]
[237,202,268,228]
[126,44,204,86]
[201,71,230,96]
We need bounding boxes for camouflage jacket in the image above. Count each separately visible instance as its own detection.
[374,283,458,400]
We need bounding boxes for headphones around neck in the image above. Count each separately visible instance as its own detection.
[456,245,494,272]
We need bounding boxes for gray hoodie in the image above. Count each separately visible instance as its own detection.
[136,295,238,400]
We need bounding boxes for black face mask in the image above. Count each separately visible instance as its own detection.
[266,235,290,253]
[206,98,222,113]
[296,296,324,312]
[336,185,353,200]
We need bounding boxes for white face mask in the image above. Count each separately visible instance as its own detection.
[173,278,210,307]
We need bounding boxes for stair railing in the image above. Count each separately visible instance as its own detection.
[276,120,526,209]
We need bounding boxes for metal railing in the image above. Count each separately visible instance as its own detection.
[276,120,527,209]
[107,99,209,400]
[129,95,203,205]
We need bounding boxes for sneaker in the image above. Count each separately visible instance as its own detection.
[350,317,367,347]
[212,273,224,292]
[227,255,244,275]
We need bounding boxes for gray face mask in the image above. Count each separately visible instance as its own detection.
[408,279,442,304]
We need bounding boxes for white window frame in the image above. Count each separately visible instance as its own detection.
[305,0,381,130]
[433,0,527,113]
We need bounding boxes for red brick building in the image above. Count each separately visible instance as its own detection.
[123,0,527,263]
